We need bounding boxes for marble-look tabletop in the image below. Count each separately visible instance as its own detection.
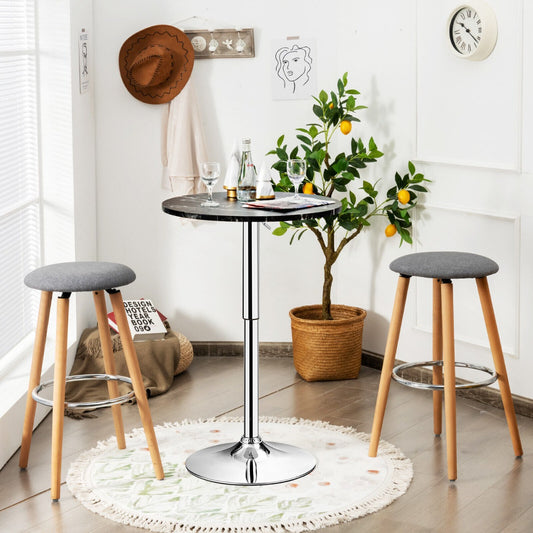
[162,192,341,223]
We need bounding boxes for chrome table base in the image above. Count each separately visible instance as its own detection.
[185,437,316,485]
[186,222,317,485]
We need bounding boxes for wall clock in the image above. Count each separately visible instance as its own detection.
[447,1,498,60]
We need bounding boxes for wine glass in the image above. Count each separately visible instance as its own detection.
[200,162,220,207]
[287,159,307,203]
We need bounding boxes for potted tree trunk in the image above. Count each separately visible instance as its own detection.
[268,73,430,381]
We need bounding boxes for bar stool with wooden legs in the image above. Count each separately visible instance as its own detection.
[368,251,523,481]
[19,261,164,501]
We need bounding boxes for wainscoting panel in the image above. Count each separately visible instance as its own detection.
[413,205,520,358]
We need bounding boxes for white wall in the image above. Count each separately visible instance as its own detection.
[92,0,533,399]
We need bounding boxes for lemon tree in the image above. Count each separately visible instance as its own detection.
[267,73,431,320]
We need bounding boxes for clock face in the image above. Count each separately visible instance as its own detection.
[450,7,483,56]
[447,2,498,61]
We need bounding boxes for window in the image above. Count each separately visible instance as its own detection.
[0,0,40,361]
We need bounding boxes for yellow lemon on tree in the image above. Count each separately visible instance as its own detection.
[329,103,334,109]
[302,182,314,194]
[397,189,410,204]
[340,120,352,135]
[385,224,397,237]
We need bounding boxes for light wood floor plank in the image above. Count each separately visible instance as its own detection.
[0,356,531,532]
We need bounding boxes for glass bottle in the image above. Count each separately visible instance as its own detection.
[237,138,257,202]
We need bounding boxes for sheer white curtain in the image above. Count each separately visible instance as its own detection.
[0,0,40,361]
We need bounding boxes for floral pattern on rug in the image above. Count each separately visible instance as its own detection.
[67,417,412,532]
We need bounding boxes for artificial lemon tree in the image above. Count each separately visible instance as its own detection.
[268,73,430,320]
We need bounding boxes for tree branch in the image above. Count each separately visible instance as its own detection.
[308,225,327,255]
[332,224,364,262]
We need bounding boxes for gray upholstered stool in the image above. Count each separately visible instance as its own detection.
[19,262,164,501]
[368,252,523,481]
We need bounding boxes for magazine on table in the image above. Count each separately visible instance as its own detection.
[244,196,335,212]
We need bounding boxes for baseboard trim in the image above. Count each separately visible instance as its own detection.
[191,342,533,419]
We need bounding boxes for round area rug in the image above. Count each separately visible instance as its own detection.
[67,417,412,532]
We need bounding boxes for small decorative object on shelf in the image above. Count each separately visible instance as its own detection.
[184,28,254,59]
[237,138,257,202]
[108,299,167,341]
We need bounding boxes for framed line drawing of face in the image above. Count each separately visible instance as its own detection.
[272,39,316,100]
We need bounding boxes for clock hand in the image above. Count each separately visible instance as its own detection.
[458,21,479,45]
[467,32,478,45]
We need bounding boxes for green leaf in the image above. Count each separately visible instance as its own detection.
[304,219,318,227]
[346,95,356,111]
[342,72,348,85]
[346,89,360,95]
[395,172,402,189]
[290,146,298,159]
[272,227,287,236]
[296,135,312,146]
[408,161,415,175]
[312,104,323,119]
[276,148,288,161]
[337,78,344,96]
[309,125,319,138]
[369,137,377,152]
[319,90,328,104]
[277,135,285,148]
[349,190,356,204]
[410,185,428,192]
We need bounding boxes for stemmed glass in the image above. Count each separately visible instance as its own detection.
[200,162,220,207]
[287,159,307,203]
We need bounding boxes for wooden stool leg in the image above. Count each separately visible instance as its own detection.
[476,277,523,457]
[441,281,457,481]
[93,291,126,449]
[51,294,70,501]
[108,290,164,480]
[432,279,443,436]
[369,275,410,457]
[19,291,53,469]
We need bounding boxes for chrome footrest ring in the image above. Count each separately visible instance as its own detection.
[32,373,135,409]
[392,360,498,391]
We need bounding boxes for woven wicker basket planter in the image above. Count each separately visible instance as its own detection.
[289,304,367,382]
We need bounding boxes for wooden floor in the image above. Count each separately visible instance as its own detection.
[1,356,532,532]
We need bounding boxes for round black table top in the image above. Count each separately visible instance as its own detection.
[162,192,342,223]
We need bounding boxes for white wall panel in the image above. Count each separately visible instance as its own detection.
[416,0,522,169]
[414,205,519,358]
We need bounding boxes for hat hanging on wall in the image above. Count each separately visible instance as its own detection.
[119,24,194,104]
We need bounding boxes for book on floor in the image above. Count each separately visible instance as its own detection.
[107,299,167,341]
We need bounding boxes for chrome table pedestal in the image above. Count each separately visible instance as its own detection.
[185,222,316,485]
[162,192,341,485]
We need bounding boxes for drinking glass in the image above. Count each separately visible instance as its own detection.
[287,159,307,203]
[201,162,220,207]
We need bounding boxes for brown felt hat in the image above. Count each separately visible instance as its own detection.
[119,25,194,104]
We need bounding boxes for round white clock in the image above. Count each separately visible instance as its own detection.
[447,1,498,60]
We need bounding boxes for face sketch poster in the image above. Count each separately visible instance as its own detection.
[271,38,317,100]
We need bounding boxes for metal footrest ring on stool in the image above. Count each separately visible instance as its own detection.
[32,374,135,410]
[392,360,498,391]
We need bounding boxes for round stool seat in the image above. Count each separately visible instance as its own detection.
[390,251,499,280]
[24,261,136,292]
